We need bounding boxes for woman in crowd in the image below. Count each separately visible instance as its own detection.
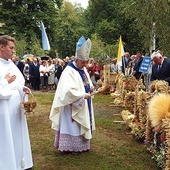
[39,60,49,92]
[47,59,55,90]
[23,63,31,87]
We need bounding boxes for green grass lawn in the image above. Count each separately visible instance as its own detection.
[26,92,160,170]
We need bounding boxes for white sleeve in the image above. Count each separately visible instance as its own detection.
[72,96,85,109]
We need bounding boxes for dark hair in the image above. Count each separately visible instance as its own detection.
[136,50,142,54]
[41,60,46,64]
[0,35,15,46]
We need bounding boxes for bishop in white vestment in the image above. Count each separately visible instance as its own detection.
[50,36,95,153]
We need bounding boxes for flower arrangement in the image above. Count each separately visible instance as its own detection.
[147,132,166,169]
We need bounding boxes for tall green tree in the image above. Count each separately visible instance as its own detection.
[85,0,122,42]
[53,1,87,58]
[121,0,170,55]
[0,0,62,55]
[1,0,169,58]
[84,0,144,54]
[84,0,170,56]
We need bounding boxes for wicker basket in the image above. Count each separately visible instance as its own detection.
[21,93,37,114]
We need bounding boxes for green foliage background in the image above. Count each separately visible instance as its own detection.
[0,0,169,58]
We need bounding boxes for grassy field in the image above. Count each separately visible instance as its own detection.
[26,92,160,170]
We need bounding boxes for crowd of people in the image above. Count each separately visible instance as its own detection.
[11,55,72,92]
[107,50,170,90]
[10,54,103,92]
[10,48,170,93]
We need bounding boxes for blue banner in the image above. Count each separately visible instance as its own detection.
[139,56,151,73]
[40,21,51,51]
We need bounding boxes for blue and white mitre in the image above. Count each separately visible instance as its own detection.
[75,36,92,61]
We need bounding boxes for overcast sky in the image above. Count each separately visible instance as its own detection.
[67,0,89,9]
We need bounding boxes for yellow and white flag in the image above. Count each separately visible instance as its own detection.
[117,35,124,67]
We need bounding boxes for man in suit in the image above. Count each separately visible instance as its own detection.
[29,57,40,90]
[151,51,170,85]
[121,52,132,75]
[132,51,144,80]
[15,56,24,75]
[56,59,66,81]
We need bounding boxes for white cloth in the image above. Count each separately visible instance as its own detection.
[49,64,95,140]
[0,58,33,170]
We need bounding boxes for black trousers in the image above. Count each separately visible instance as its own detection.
[31,76,40,90]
